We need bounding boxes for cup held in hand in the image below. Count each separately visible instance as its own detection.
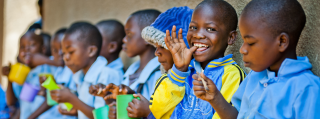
[93,105,109,119]
[19,83,40,102]
[8,63,31,85]
[116,94,141,119]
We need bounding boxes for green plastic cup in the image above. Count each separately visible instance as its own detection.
[42,76,73,111]
[116,94,141,119]
[47,90,58,106]
[93,105,109,119]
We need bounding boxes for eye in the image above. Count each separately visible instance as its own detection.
[248,42,255,46]
[189,26,197,30]
[206,28,216,32]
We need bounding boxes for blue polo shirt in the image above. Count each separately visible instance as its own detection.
[73,56,122,119]
[232,56,320,119]
[106,57,124,84]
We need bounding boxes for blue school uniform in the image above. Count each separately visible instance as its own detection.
[73,56,121,119]
[107,57,124,84]
[121,57,161,99]
[232,57,320,119]
[19,64,57,119]
[0,85,10,118]
[38,66,77,119]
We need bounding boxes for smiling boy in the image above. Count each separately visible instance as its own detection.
[164,0,245,118]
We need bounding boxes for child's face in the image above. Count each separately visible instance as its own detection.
[51,34,63,64]
[62,33,91,73]
[22,36,43,54]
[18,38,28,64]
[239,15,281,72]
[154,44,173,71]
[122,16,148,57]
[187,5,230,63]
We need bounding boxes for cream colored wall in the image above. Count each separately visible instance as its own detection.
[1,0,40,88]
[43,0,320,76]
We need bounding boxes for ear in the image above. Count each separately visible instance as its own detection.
[278,32,290,52]
[108,41,118,54]
[227,30,237,45]
[87,45,98,57]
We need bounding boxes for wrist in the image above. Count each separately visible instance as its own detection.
[176,65,188,72]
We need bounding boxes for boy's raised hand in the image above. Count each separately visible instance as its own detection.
[165,25,198,72]
[88,83,108,97]
[192,73,219,102]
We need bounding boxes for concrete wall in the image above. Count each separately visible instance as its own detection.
[1,0,39,88]
[43,0,320,76]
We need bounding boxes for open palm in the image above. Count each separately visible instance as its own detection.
[165,25,197,72]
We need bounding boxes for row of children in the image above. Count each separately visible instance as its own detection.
[2,0,320,118]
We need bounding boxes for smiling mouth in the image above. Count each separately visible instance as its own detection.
[192,43,209,54]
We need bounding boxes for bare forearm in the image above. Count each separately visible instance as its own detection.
[28,100,52,119]
[6,82,17,106]
[69,95,94,119]
[209,92,238,119]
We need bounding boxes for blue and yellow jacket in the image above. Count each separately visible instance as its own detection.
[149,54,246,119]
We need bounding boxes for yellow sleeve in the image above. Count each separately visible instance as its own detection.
[212,64,246,119]
[149,73,185,119]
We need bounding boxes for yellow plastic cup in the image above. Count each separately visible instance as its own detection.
[8,63,31,85]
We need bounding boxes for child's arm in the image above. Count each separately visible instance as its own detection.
[50,85,95,119]
[25,53,64,67]
[5,82,18,106]
[193,73,238,119]
[27,99,52,119]
[164,25,198,72]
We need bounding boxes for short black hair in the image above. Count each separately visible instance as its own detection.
[41,32,51,56]
[96,20,125,54]
[53,28,67,42]
[196,0,238,31]
[21,30,43,46]
[242,0,306,43]
[65,22,102,57]
[130,9,161,29]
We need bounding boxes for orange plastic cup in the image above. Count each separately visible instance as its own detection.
[8,63,31,85]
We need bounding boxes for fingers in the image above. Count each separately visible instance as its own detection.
[200,72,214,85]
[172,26,179,43]
[192,74,200,81]
[133,93,145,101]
[165,30,174,50]
[194,90,206,96]
[88,85,97,95]
[178,28,183,41]
[104,94,116,100]
[189,46,198,54]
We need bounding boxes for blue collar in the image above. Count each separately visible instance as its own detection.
[107,57,123,69]
[83,56,108,83]
[259,56,312,84]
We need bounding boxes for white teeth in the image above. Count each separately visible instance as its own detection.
[193,43,208,48]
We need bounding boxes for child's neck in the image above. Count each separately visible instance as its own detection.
[269,51,297,76]
[106,54,119,65]
[136,47,155,73]
[82,57,98,75]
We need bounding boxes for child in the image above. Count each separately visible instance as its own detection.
[96,20,125,79]
[140,6,193,119]
[50,22,121,119]
[6,30,57,119]
[41,32,52,57]
[89,9,162,119]
[164,0,245,118]
[28,28,77,119]
[194,0,320,118]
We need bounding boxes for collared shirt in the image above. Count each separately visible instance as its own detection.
[122,57,162,99]
[106,57,124,84]
[73,56,121,119]
[232,56,320,119]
